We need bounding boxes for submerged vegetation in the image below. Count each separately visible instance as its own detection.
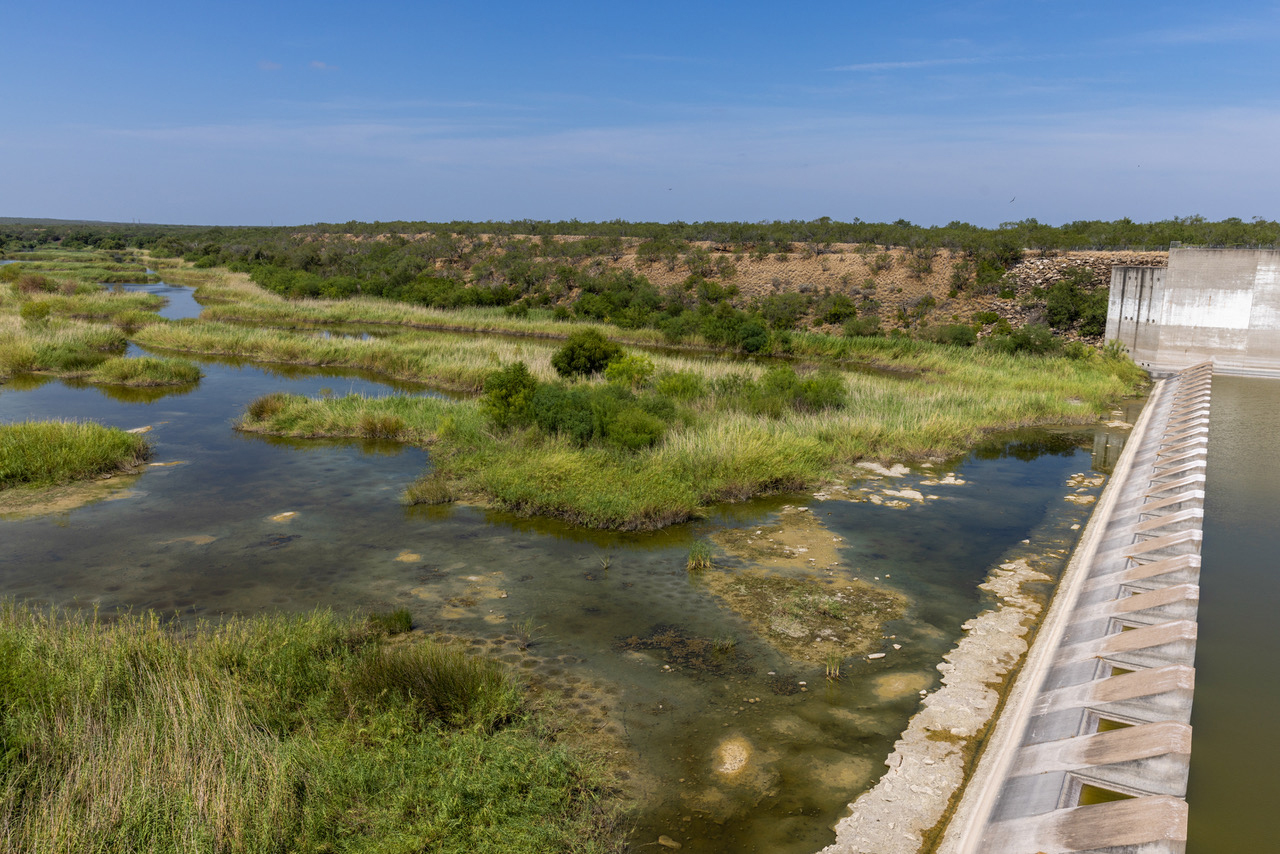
[0,420,150,489]
[0,604,620,853]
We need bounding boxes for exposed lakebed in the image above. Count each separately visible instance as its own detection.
[0,283,1133,853]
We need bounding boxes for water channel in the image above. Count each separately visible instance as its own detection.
[1186,374,1280,852]
[0,283,1131,852]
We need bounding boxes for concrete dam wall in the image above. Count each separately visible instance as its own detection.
[1108,248,1280,377]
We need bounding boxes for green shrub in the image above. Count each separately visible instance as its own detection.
[603,353,655,390]
[737,317,770,353]
[604,405,666,451]
[985,323,1059,355]
[816,293,857,325]
[19,301,52,323]
[529,384,596,445]
[923,324,977,347]
[482,361,539,428]
[843,316,883,337]
[973,310,1000,325]
[654,370,706,401]
[550,329,622,377]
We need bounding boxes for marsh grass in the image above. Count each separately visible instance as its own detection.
[0,314,126,378]
[687,540,715,572]
[0,605,620,854]
[90,356,202,387]
[0,421,151,489]
[237,331,1142,529]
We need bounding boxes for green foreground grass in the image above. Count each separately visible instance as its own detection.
[0,420,151,489]
[0,605,619,853]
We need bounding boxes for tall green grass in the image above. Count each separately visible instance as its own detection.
[237,337,1142,529]
[90,356,202,386]
[0,605,620,853]
[0,421,151,489]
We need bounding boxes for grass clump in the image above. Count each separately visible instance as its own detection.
[687,540,714,572]
[367,607,413,634]
[89,356,202,386]
[0,420,151,489]
[0,604,621,853]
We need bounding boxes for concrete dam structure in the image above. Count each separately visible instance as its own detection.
[1108,247,1280,377]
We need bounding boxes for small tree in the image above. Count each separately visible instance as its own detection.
[551,329,623,378]
[481,361,539,428]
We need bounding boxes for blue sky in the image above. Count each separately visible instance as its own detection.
[2,1,1277,226]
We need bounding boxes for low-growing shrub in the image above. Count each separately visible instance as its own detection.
[922,324,977,347]
[654,370,706,401]
[844,316,883,337]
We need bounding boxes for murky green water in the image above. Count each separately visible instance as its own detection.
[0,284,1125,852]
[1187,375,1280,852]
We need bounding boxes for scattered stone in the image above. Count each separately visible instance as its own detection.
[126,425,152,434]
[657,835,683,849]
[868,653,886,660]
[269,511,297,523]
[395,550,420,562]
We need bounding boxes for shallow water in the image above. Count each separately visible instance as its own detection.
[0,284,1124,852]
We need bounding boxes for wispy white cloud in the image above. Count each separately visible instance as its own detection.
[258,60,282,72]
[309,60,338,71]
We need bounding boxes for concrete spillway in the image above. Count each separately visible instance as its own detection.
[940,363,1210,854]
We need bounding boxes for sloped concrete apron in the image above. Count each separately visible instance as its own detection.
[938,362,1210,854]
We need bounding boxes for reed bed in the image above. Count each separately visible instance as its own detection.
[0,421,151,488]
[0,605,618,854]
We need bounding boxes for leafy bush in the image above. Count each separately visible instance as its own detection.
[985,323,1059,355]
[529,384,596,445]
[972,310,1000,325]
[481,361,539,428]
[603,353,655,390]
[844,316,883,337]
[654,370,706,401]
[19,301,51,323]
[604,405,666,450]
[815,293,857,325]
[922,324,977,347]
[550,329,622,378]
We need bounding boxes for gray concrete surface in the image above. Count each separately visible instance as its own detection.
[1109,248,1280,377]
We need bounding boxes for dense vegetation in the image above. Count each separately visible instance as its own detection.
[0,605,619,853]
[4,215,1275,354]
[0,420,150,489]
